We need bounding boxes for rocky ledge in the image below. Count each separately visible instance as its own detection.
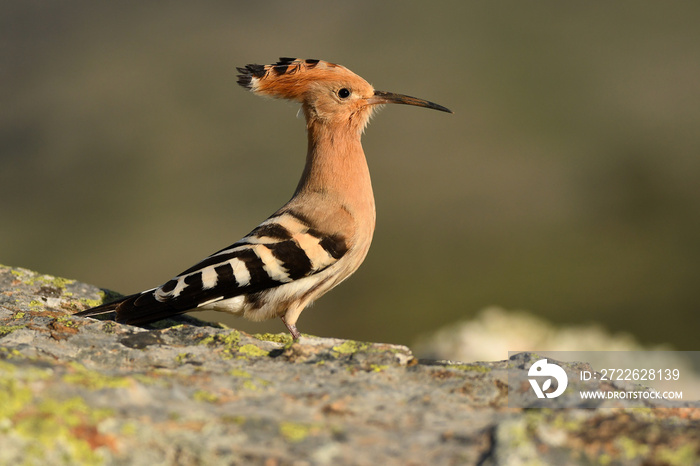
[0,264,698,465]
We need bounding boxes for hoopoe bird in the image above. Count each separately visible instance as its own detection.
[76,58,451,339]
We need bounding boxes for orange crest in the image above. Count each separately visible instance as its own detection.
[237,58,370,102]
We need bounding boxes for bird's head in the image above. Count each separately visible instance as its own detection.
[237,58,451,131]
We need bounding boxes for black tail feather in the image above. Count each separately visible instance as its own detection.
[74,292,187,326]
[73,296,128,318]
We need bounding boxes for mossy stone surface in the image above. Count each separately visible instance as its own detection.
[1,264,698,465]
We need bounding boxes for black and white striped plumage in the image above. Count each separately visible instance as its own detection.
[76,58,450,338]
[76,209,349,337]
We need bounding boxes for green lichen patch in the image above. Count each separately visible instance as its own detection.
[616,435,651,461]
[332,340,371,355]
[131,373,164,387]
[0,324,26,337]
[0,360,108,465]
[198,331,242,359]
[73,289,123,313]
[100,321,118,333]
[28,300,45,310]
[63,362,132,390]
[54,315,81,328]
[12,397,112,465]
[278,421,317,443]
[0,371,33,419]
[77,297,106,309]
[229,368,271,391]
[175,352,194,365]
[253,332,293,345]
[0,347,23,359]
[447,363,491,373]
[656,444,699,466]
[198,331,273,359]
[369,364,388,372]
[238,343,269,358]
[0,360,52,380]
[242,379,265,391]
[229,368,252,378]
[10,268,76,289]
[192,389,219,403]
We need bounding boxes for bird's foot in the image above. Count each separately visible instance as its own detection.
[281,316,301,341]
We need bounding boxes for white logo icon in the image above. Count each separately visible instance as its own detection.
[528,359,568,399]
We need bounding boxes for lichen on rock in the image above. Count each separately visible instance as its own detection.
[1,264,698,465]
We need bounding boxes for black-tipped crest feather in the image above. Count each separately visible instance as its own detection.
[236,64,266,89]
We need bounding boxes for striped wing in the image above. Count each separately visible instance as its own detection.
[78,211,348,325]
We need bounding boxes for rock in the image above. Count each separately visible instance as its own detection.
[1,264,698,465]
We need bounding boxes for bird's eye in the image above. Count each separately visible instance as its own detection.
[338,88,351,99]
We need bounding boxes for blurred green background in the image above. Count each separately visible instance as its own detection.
[2,1,698,350]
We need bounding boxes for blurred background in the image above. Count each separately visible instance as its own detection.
[2,1,698,351]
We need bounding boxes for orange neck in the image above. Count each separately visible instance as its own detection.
[295,115,374,209]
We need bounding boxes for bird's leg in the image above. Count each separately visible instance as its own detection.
[281,316,301,340]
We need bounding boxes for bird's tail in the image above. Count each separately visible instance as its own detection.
[74,294,134,320]
[74,291,188,326]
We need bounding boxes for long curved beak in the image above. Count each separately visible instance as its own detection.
[370,90,452,113]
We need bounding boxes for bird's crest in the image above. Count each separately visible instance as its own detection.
[237,57,366,101]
